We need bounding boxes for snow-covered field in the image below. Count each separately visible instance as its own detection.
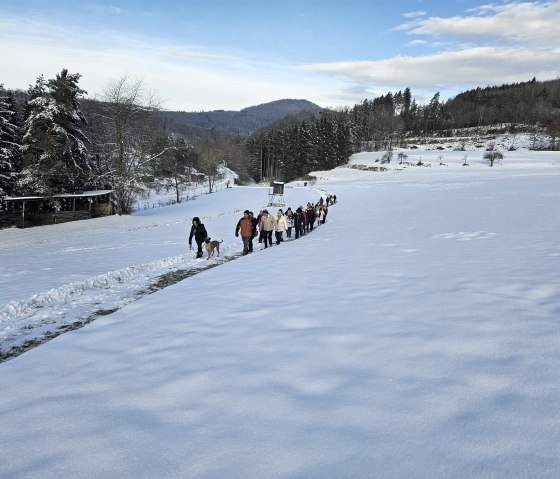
[1,146,560,478]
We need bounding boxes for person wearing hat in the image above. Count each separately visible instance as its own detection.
[235,210,253,255]
[188,217,208,258]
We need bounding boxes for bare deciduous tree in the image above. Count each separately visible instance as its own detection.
[483,148,504,167]
[96,75,166,214]
[545,117,560,150]
[198,139,223,194]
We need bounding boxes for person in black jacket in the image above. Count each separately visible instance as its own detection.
[248,211,258,253]
[188,216,208,258]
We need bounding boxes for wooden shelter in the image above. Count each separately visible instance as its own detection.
[0,190,114,228]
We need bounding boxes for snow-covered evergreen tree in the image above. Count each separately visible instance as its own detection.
[0,85,22,195]
[19,70,89,195]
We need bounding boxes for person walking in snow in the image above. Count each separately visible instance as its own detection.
[317,206,325,226]
[256,210,264,243]
[235,210,253,256]
[285,207,294,238]
[321,205,328,224]
[189,217,208,259]
[248,211,258,253]
[274,209,287,245]
[306,204,316,232]
[294,207,304,239]
[259,209,274,248]
[299,207,307,237]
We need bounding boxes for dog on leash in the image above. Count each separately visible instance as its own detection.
[204,237,223,259]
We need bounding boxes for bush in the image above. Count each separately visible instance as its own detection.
[381,151,393,164]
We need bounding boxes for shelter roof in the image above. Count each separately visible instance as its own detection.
[5,190,113,201]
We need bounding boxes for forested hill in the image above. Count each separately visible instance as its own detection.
[444,78,560,129]
[159,99,323,136]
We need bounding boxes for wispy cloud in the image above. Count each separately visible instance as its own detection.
[298,46,560,88]
[2,2,559,109]
[403,10,427,19]
[403,2,560,46]
[300,2,560,100]
[0,13,343,110]
[159,46,241,62]
[406,39,428,46]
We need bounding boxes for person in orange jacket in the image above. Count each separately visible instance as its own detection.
[235,210,253,255]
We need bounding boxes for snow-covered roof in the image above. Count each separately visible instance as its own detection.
[4,196,45,201]
[4,190,113,201]
[53,190,113,198]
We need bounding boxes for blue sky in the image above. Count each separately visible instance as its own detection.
[1,1,559,110]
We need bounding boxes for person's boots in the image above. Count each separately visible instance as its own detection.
[196,251,203,258]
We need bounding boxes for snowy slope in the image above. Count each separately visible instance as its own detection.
[1,148,560,478]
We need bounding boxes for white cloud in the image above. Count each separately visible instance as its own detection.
[404,2,560,47]
[299,2,560,100]
[406,39,428,46]
[298,45,560,100]
[403,10,427,19]
[2,2,559,110]
[159,46,240,62]
[0,14,344,110]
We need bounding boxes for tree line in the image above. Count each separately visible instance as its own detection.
[249,78,560,180]
[0,70,247,214]
[349,78,560,144]
[2,72,560,212]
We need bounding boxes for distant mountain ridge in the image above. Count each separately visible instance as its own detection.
[159,99,324,136]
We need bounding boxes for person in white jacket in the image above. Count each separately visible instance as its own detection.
[259,210,275,248]
[274,209,288,245]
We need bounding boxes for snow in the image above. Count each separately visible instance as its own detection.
[1,146,560,478]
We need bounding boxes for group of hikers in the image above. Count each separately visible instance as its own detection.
[235,194,336,256]
[188,194,337,258]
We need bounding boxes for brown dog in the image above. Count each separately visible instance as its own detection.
[204,237,222,259]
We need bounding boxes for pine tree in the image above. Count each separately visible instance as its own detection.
[20,70,89,195]
[0,86,22,195]
[402,87,412,129]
